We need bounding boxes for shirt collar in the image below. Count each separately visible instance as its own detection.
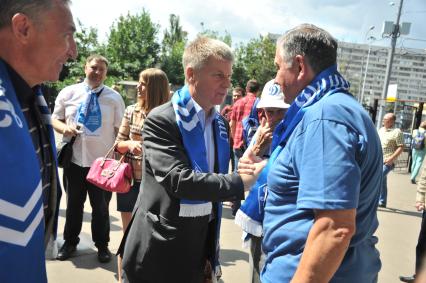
[2,59,36,108]
[83,79,104,93]
[192,98,217,129]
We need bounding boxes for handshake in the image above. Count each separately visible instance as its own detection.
[237,149,268,191]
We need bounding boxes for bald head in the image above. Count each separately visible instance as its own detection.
[382,113,396,129]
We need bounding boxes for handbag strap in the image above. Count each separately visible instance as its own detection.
[69,135,77,145]
[104,142,119,158]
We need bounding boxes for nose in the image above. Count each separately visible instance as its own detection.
[223,76,232,89]
[68,36,78,60]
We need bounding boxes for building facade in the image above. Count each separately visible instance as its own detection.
[337,41,426,106]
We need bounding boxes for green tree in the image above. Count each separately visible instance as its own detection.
[49,20,104,94]
[106,10,160,80]
[198,25,232,47]
[232,36,276,88]
[160,14,187,86]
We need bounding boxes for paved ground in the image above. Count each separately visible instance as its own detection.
[46,168,422,283]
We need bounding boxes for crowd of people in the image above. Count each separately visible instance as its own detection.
[1,1,426,283]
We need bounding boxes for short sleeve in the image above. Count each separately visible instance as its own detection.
[51,89,67,120]
[294,119,361,210]
[395,129,404,147]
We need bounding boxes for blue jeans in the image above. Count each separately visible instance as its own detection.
[379,164,394,205]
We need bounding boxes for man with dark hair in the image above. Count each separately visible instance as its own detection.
[0,0,77,282]
[221,86,244,122]
[241,24,382,282]
[230,79,260,215]
[52,54,125,263]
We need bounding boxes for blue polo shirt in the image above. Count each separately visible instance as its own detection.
[262,92,382,283]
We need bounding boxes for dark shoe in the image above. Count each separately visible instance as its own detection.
[97,246,111,263]
[399,275,415,282]
[378,203,386,208]
[56,242,77,261]
[411,179,417,184]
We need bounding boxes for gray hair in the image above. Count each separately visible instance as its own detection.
[182,36,234,80]
[0,0,71,29]
[277,24,337,75]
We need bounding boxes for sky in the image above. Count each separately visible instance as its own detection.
[70,0,426,51]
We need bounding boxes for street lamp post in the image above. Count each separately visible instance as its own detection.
[358,25,375,103]
[376,0,404,129]
[360,35,376,106]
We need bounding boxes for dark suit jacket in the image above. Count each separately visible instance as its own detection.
[119,102,245,283]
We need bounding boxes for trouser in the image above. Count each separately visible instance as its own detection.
[379,164,394,205]
[416,211,426,273]
[249,236,266,283]
[412,149,426,181]
[232,148,245,215]
[63,162,112,248]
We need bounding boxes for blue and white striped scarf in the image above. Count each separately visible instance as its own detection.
[0,60,61,283]
[76,83,103,133]
[172,85,230,217]
[235,65,350,237]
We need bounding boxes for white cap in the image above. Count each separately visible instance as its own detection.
[256,79,290,109]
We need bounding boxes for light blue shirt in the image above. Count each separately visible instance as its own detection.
[193,100,216,173]
[262,92,382,283]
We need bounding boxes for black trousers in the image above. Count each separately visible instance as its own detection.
[63,162,112,248]
[416,211,426,273]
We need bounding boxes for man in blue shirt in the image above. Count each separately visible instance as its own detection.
[242,24,382,283]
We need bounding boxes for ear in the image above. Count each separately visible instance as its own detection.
[185,67,195,84]
[10,13,33,44]
[294,55,314,83]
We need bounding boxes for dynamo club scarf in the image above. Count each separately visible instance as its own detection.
[172,85,230,217]
[235,65,350,237]
[0,60,55,283]
[172,85,230,275]
[75,84,103,133]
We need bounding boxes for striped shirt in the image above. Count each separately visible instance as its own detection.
[6,63,54,223]
[115,104,146,181]
[378,127,404,160]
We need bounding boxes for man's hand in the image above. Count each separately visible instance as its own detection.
[238,150,267,191]
[252,118,273,157]
[62,124,81,138]
[416,201,425,211]
[383,157,394,166]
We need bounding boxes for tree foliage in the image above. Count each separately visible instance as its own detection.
[106,10,160,80]
[48,10,282,102]
[198,25,232,47]
[51,20,104,92]
[160,14,187,86]
[232,36,276,88]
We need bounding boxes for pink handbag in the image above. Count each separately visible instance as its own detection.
[86,144,133,193]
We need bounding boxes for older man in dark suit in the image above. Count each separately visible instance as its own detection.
[118,36,265,283]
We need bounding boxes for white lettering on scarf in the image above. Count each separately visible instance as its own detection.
[0,82,23,128]
[217,116,228,141]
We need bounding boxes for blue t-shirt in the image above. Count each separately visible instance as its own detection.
[262,92,382,283]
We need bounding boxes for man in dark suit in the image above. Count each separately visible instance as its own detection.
[118,36,265,283]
